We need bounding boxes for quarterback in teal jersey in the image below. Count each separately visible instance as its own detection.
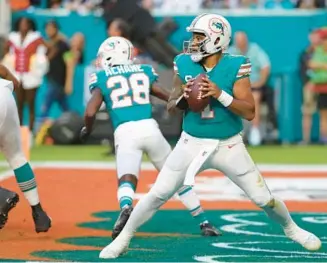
[82,36,220,241]
[99,15,321,259]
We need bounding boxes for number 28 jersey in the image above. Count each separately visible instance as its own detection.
[88,64,158,131]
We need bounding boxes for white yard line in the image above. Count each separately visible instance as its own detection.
[0,161,326,171]
[0,161,326,182]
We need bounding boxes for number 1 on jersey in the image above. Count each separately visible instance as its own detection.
[201,104,214,119]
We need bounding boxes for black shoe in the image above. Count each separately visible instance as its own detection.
[0,188,19,229]
[200,222,222,236]
[32,204,51,233]
[112,206,133,240]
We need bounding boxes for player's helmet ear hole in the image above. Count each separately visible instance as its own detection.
[214,37,220,45]
[106,57,112,61]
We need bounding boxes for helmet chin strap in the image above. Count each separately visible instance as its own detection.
[190,51,212,63]
[191,46,223,63]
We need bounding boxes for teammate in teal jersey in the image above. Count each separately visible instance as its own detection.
[81,36,220,240]
[99,15,321,259]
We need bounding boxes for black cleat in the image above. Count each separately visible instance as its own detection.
[200,222,222,236]
[112,206,133,240]
[32,204,52,233]
[0,187,19,229]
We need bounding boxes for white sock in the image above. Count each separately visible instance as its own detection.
[24,188,40,206]
[117,182,135,209]
[262,197,294,228]
[177,186,207,224]
[121,191,165,236]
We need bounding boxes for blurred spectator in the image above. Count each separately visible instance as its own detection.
[49,0,63,8]
[140,0,157,10]
[62,0,103,13]
[103,19,160,78]
[300,29,321,144]
[141,0,203,10]
[307,28,327,144]
[239,0,260,8]
[202,0,229,8]
[264,0,294,9]
[0,0,11,38]
[107,18,156,64]
[64,32,85,95]
[39,20,70,126]
[107,18,131,39]
[160,0,202,12]
[3,17,48,134]
[296,0,325,8]
[103,0,178,67]
[229,31,272,146]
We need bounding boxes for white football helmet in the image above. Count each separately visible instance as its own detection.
[184,13,232,62]
[97,36,134,69]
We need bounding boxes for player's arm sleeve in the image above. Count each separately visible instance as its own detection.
[236,57,252,81]
[147,66,170,101]
[85,72,104,133]
[84,88,104,133]
[148,66,159,85]
[88,72,100,93]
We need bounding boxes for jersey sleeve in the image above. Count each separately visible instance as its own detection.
[173,54,183,76]
[149,66,159,84]
[88,71,101,93]
[236,57,251,81]
[143,65,158,85]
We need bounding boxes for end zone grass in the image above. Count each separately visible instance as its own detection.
[0,145,325,164]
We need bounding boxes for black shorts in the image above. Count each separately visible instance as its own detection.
[317,93,327,109]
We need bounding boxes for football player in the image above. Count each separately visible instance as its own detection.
[81,36,220,240]
[0,64,51,232]
[99,14,321,259]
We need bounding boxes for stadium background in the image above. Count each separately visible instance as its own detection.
[0,1,326,262]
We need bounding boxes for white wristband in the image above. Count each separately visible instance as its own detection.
[217,90,233,107]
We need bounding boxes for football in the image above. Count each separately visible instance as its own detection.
[186,73,209,112]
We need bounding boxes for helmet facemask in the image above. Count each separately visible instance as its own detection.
[183,31,222,62]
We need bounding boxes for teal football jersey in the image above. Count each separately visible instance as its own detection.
[88,64,158,130]
[174,53,251,139]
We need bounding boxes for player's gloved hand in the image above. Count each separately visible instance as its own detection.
[182,78,194,99]
[80,126,90,143]
[200,76,222,99]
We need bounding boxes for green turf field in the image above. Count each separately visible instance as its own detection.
[0,145,325,164]
[31,210,327,262]
[0,167,8,173]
